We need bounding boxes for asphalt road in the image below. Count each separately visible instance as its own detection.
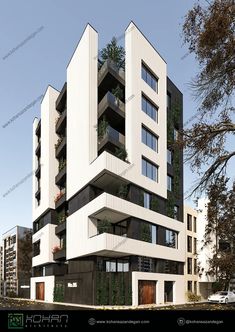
[0,298,90,310]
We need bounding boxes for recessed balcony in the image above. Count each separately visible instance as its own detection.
[56,83,67,113]
[55,220,66,235]
[35,164,41,178]
[55,164,66,186]
[35,141,41,157]
[98,125,126,158]
[55,137,66,159]
[98,59,125,102]
[55,109,67,135]
[53,248,66,261]
[54,191,66,209]
[35,188,41,200]
[98,91,125,132]
[35,120,41,136]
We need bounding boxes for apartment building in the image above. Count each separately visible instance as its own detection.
[184,205,198,299]
[31,22,185,306]
[2,226,32,298]
[196,198,216,299]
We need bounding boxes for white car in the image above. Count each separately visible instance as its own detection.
[208,291,235,304]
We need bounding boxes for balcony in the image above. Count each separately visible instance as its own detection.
[55,137,66,159]
[35,187,41,200]
[35,119,41,136]
[56,83,67,113]
[35,164,41,178]
[55,162,66,186]
[98,59,125,102]
[53,248,66,261]
[98,91,125,131]
[35,141,41,157]
[54,191,66,209]
[55,220,66,235]
[56,109,67,135]
[98,125,125,157]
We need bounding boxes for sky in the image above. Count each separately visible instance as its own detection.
[0,0,216,237]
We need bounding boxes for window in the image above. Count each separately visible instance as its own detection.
[141,95,158,121]
[188,280,192,291]
[167,92,171,109]
[187,236,192,253]
[140,222,157,244]
[105,259,129,272]
[138,256,154,272]
[33,240,40,257]
[106,261,116,272]
[167,149,173,164]
[11,236,16,244]
[143,192,151,209]
[194,259,197,275]
[174,128,179,141]
[174,205,179,220]
[142,157,158,182]
[165,229,177,248]
[187,214,192,231]
[141,63,158,91]
[167,175,173,191]
[194,217,197,232]
[187,258,192,274]
[194,281,197,294]
[193,238,197,254]
[142,126,158,151]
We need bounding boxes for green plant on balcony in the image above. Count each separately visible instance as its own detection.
[140,223,151,243]
[55,136,64,149]
[117,184,129,199]
[59,159,66,171]
[112,85,124,105]
[100,37,125,69]
[150,196,158,212]
[57,214,66,224]
[114,146,128,161]
[97,218,112,234]
[98,117,108,140]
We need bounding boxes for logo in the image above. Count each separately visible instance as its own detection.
[8,313,24,330]
[177,317,185,326]
[88,318,96,325]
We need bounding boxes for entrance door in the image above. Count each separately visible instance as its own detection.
[164,281,173,303]
[36,282,45,300]
[138,280,156,305]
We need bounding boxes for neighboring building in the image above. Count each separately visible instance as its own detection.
[0,246,3,296]
[31,22,185,306]
[2,226,32,298]
[184,205,198,300]
[196,198,216,299]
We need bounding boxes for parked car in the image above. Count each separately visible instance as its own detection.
[208,291,235,304]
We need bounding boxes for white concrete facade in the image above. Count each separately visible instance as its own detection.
[30,276,55,302]
[32,23,185,306]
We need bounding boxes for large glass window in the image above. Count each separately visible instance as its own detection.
[194,259,197,275]
[188,280,192,291]
[194,217,197,232]
[193,238,197,254]
[141,95,158,121]
[187,214,192,231]
[167,149,173,164]
[141,63,158,91]
[174,205,179,220]
[143,192,151,209]
[142,126,158,151]
[187,236,192,253]
[174,128,179,141]
[165,229,177,248]
[106,261,116,272]
[167,175,173,191]
[142,157,158,182]
[187,258,192,274]
[167,92,171,109]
